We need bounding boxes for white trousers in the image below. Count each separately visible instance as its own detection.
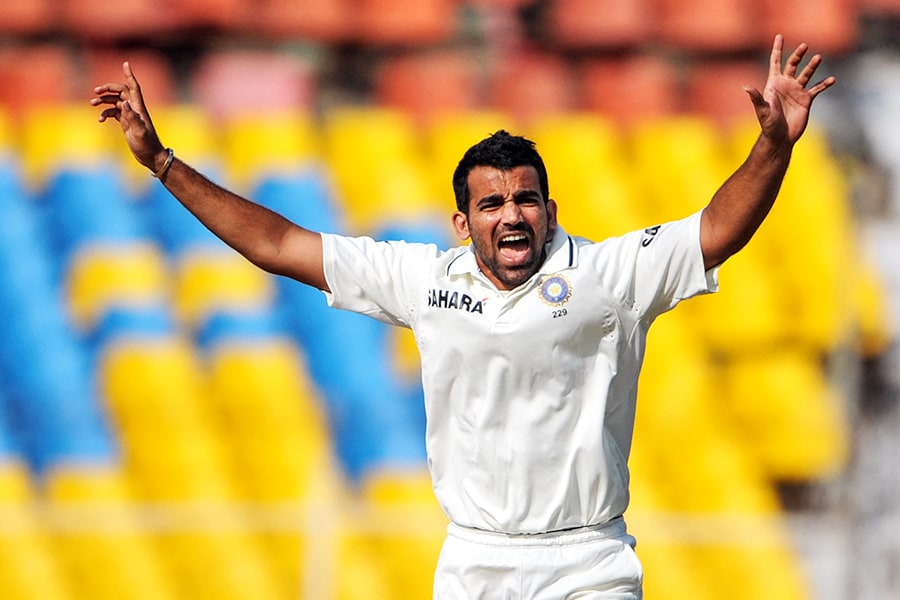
[433,517,644,599]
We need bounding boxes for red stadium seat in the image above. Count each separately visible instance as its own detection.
[59,0,191,40]
[686,59,767,129]
[547,0,653,49]
[354,0,460,45]
[251,0,354,42]
[0,45,77,121]
[760,0,859,54]
[578,54,681,128]
[0,0,56,35]
[190,50,317,122]
[656,0,763,52]
[489,50,576,123]
[84,48,178,108]
[860,0,900,14]
[375,50,483,124]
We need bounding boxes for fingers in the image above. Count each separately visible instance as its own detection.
[808,76,837,98]
[769,34,784,78]
[771,35,835,92]
[784,42,808,78]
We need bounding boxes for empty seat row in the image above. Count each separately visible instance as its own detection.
[0,0,869,53]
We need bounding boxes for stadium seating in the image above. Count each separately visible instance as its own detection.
[251,0,354,42]
[488,49,576,123]
[0,0,55,35]
[358,469,447,599]
[527,113,645,238]
[354,0,460,46]
[324,107,441,231]
[222,110,322,193]
[190,50,318,123]
[0,460,73,600]
[578,54,681,129]
[546,0,654,50]
[374,49,483,125]
[655,0,762,52]
[0,44,77,121]
[759,0,860,54]
[44,464,178,600]
[0,1,891,592]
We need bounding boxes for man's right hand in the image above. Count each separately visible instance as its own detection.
[91,61,168,174]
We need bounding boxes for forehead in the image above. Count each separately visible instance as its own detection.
[467,165,542,200]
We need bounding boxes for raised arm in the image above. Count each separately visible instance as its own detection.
[699,34,836,270]
[91,62,329,291]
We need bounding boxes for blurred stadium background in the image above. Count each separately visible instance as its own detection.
[1,0,899,598]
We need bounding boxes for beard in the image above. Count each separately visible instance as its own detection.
[470,222,548,289]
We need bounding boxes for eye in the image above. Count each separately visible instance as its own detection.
[477,198,503,211]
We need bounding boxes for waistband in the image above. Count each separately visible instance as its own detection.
[447,516,629,548]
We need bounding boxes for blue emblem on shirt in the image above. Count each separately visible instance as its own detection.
[539,275,572,306]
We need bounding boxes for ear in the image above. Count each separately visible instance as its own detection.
[546,198,559,230]
[452,211,470,241]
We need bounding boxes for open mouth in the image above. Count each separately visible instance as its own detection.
[498,232,531,262]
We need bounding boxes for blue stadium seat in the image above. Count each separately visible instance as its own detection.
[0,165,117,473]
[40,167,146,261]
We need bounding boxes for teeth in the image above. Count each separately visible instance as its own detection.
[500,234,527,243]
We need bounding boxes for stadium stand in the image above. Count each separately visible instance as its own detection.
[577,54,681,129]
[655,0,762,52]
[250,0,354,42]
[546,0,654,50]
[0,2,895,597]
[374,49,483,125]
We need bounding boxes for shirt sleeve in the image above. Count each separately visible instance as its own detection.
[320,233,435,328]
[596,210,719,320]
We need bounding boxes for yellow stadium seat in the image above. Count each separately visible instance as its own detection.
[120,104,222,189]
[691,540,811,600]
[151,104,221,166]
[722,348,850,481]
[19,103,122,189]
[627,448,720,600]
[127,430,237,502]
[628,116,732,224]
[0,491,72,600]
[424,110,516,201]
[172,249,275,328]
[160,523,286,600]
[43,464,178,600]
[324,107,440,230]
[852,252,894,358]
[98,336,212,434]
[65,242,170,332]
[357,468,447,600]
[97,336,241,501]
[207,339,339,497]
[638,313,782,515]
[528,113,644,239]
[222,110,322,193]
[688,246,790,354]
[335,528,395,600]
[727,124,857,352]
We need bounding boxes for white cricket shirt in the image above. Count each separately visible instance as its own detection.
[321,210,718,534]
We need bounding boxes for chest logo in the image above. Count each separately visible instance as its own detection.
[539,274,572,306]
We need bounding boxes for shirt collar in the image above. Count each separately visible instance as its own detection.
[446,225,578,278]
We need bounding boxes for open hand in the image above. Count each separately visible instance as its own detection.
[91,62,169,173]
[744,34,836,146]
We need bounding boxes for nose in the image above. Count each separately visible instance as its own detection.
[499,199,524,224]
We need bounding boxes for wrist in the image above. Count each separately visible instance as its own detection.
[150,148,175,179]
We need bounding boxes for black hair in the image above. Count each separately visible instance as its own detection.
[452,130,549,213]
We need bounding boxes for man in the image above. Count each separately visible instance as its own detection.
[93,35,834,599]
